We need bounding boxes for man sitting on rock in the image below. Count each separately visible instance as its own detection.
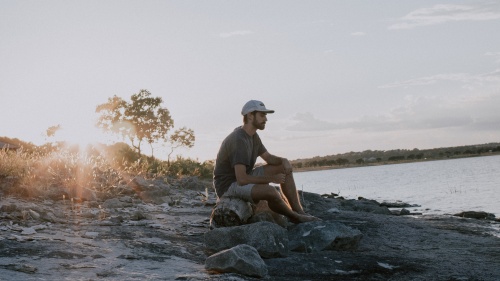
[213,100,319,223]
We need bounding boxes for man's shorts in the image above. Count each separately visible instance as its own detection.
[221,166,265,205]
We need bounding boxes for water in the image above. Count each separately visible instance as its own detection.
[294,155,500,217]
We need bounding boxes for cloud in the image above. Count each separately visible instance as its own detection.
[287,112,344,131]
[379,69,500,89]
[485,51,500,63]
[286,94,500,133]
[219,30,254,38]
[389,3,500,30]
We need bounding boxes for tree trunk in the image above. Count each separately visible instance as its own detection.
[210,198,289,228]
[210,197,254,228]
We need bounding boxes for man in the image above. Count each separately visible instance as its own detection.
[213,100,319,223]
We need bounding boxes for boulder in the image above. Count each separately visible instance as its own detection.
[340,199,392,215]
[139,190,170,204]
[129,176,154,192]
[453,211,496,220]
[205,221,289,258]
[288,221,362,252]
[102,198,128,209]
[205,244,268,278]
[178,176,206,191]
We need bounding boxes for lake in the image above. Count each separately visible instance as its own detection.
[294,155,500,217]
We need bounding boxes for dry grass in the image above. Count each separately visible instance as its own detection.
[0,143,213,200]
[0,147,126,198]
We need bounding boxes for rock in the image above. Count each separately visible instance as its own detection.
[28,209,40,220]
[129,176,152,192]
[178,176,206,191]
[21,227,37,235]
[453,211,496,220]
[32,224,47,231]
[45,187,69,201]
[288,221,363,252]
[119,196,133,203]
[40,212,66,224]
[205,244,268,278]
[400,208,411,215]
[82,232,99,239]
[0,203,17,213]
[340,199,392,215]
[139,190,170,204]
[102,198,126,209]
[205,221,289,258]
[380,201,420,208]
[130,211,148,221]
[3,263,38,274]
[152,178,171,190]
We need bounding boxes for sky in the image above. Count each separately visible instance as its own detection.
[1,0,500,162]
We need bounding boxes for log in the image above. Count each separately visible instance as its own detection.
[210,197,289,228]
[210,197,254,228]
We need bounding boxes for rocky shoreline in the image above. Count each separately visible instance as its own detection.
[1,176,499,280]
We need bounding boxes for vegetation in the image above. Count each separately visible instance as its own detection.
[0,139,213,199]
[291,142,500,170]
[95,89,195,159]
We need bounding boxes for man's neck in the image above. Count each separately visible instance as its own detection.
[242,123,257,136]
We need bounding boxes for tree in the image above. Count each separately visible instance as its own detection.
[166,127,195,165]
[46,125,61,138]
[96,89,193,159]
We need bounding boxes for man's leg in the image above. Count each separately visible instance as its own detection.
[250,184,318,223]
[262,164,306,214]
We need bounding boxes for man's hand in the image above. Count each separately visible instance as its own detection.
[271,173,286,184]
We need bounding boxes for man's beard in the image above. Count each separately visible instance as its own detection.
[252,119,266,130]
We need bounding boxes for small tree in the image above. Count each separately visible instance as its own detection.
[166,127,195,165]
[46,125,61,138]
[96,89,194,159]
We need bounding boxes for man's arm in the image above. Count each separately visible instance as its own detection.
[234,164,284,186]
[260,151,293,174]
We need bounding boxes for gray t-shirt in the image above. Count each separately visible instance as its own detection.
[213,127,267,197]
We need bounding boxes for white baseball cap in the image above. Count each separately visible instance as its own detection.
[241,100,275,115]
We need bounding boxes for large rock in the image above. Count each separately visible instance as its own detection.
[204,221,289,258]
[454,211,496,220]
[300,191,392,215]
[205,244,268,278]
[339,198,392,215]
[288,221,363,252]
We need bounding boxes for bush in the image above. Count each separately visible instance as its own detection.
[1,141,214,199]
[167,157,213,179]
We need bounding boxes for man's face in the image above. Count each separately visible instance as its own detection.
[251,112,268,130]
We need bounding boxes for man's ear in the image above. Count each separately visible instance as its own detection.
[246,113,254,121]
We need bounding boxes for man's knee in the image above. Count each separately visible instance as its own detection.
[263,164,286,176]
[252,184,281,201]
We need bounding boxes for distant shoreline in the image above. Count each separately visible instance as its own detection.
[293,152,500,173]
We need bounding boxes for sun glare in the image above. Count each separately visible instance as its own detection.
[55,123,111,150]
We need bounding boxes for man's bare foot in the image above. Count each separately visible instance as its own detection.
[290,213,321,224]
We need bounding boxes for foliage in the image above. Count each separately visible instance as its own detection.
[46,125,61,138]
[291,142,500,169]
[167,127,195,164]
[95,89,194,158]
[0,141,214,199]
[167,156,214,179]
